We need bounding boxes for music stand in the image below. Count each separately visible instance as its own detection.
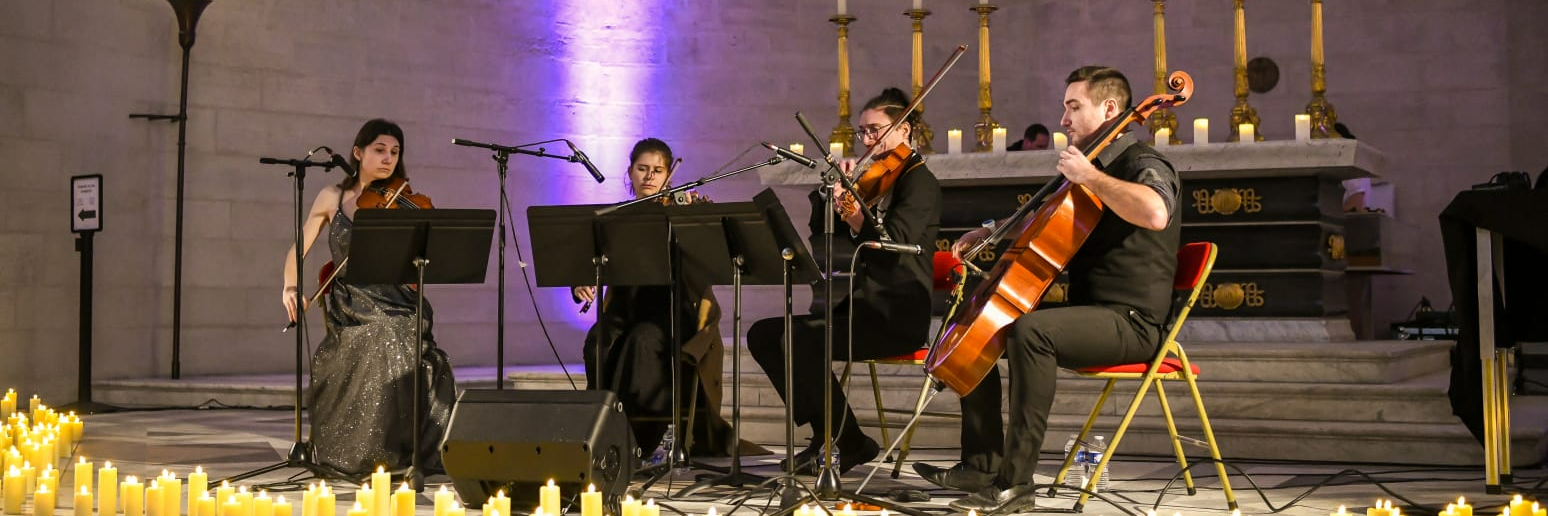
[349,207,496,490]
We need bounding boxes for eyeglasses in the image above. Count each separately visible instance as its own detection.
[856,124,888,140]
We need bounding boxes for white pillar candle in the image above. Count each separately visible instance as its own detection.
[991,127,1007,152]
[1154,128,1170,147]
[837,0,846,15]
[1193,118,1209,145]
[913,0,923,10]
[789,143,804,155]
[1239,123,1255,143]
[828,142,844,159]
[1295,114,1311,141]
[946,129,962,154]
[1052,132,1068,151]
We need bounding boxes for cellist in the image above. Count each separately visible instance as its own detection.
[918,66,1182,513]
[746,87,943,474]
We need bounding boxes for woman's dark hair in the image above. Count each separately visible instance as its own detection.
[861,87,920,141]
[339,118,407,190]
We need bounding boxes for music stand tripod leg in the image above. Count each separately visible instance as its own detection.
[675,254,765,498]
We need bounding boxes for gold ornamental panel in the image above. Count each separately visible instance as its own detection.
[936,238,953,252]
[1191,187,1263,216]
[1017,193,1032,205]
[1200,282,1266,310]
[1326,234,1345,261]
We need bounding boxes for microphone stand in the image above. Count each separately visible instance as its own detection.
[219,155,343,486]
[452,138,579,390]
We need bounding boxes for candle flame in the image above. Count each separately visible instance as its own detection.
[377,466,386,474]
[80,456,86,464]
[354,502,364,511]
[195,466,203,474]
[277,496,286,504]
[645,499,656,507]
[400,482,411,491]
[585,484,594,493]
[105,461,111,468]
[546,479,555,487]
[82,485,90,495]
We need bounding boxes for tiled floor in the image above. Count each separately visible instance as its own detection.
[63,407,1545,516]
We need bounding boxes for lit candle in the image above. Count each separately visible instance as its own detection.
[75,458,93,506]
[5,466,23,515]
[369,468,387,516]
[29,396,39,418]
[446,504,463,516]
[99,462,117,516]
[1295,114,1311,141]
[78,485,95,516]
[353,485,370,516]
[67,415,82,443]
[491,491,508,516]
[432,487,452,516]
[641,499,659,516]
[913,0,923,9]
[145,482,162,516]
[123,477,143,516]
[946,129,962,154]
[391,484,411,516]
[315,486,333,516]
[1511,496,1529,516]
[1193,118,1209,145]
[186,467,205,516]
[272,498,289,516]
[346,503,365,516]
[161,473,180,516]
[1531,501,1544,516]
[840,504,856,516]
[36,483,56,516]
[789,143,804,156]
[580,485,600,516]
[222,497,241,516]
[195,493,213,516]
[1,391,14,418]
[620,496,639,516]
[837,0,846,15]
[1238,123,1255,143]
[254,492,271,516]
[1053,132,1068,151]
[21,461,34,494]
[991,127,1007,152]
[829,142,844,159]
[40,465,59,500]
[237,487,254,516]
[301,485,316,516]
[214,483,233,516]
[1154,128,1170,147]
[539,480,559,516]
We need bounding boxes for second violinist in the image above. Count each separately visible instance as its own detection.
[747,87,943,474]
[278,118,457,477]
[571,138,755,458]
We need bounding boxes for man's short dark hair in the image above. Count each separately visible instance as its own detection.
[1066,66,1132,110]
[1023,123,1050,141]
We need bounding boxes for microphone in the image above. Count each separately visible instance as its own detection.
[566,141,606,183]
[761,142,818,169]
[795,112,840,168]
[327,152,355,176]
[861,240,924,255]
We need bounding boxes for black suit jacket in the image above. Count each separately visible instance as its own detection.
[808,154,942,343]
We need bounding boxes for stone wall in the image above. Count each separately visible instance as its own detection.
[1,0,1540,398]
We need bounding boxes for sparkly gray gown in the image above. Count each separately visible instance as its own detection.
[309,199,457,478]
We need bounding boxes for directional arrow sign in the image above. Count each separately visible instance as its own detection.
[71,175,102,233]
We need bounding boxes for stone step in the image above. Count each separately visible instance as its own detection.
[715,339,1453,385]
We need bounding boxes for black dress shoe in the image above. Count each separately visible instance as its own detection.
[913,462,996,493]
[778,440,824,473]
[949,485,1039,514]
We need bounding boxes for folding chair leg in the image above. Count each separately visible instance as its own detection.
[891,373,935,478]
[1185,368,1238,511]
[1077,375,1159,513]
[1050,379,1116,498]
[869,362,891,457]
[1154,381,1198,495]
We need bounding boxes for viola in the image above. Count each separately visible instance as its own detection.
[660,190,712,206]
[925,71,1195,396]
[838,142,916,219]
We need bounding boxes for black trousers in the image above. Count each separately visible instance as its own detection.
[748,305,923,445]
[956,304,1162,487]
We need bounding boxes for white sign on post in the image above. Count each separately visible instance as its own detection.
[71,174,102,233]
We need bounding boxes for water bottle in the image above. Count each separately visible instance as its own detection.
[649,424,675,466]
[1062,433,1086,488]
[826,445,842,471]
[1089,435,1111,493]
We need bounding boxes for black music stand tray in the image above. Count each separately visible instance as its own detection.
[349,208,496,490]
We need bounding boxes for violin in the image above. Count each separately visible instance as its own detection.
[358,176,433,210]
[837,142,917,219]
[660,190,712,206]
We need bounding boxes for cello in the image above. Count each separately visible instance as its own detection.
[925,71,1194,396]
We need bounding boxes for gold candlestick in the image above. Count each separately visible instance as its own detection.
[829,14,858,157]
[1305,0,1338,138]
[971,3,1000,152]
[1146,0,1180,144]
[906,8,936,154]
[1227,0,1262,142]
